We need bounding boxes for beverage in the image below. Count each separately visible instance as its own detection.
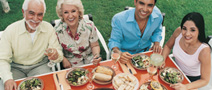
[150,53,164,66]
[147,65,157,75]
[111,49,120,70]
[46,48,55,67]
[111,53,120,62]
[86,68,94,90]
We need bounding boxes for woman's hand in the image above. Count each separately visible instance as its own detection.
[92,54,102,65]
[170,83,188,90]
[62,57,72,68]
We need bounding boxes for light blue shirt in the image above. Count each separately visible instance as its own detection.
[108,6,163,54]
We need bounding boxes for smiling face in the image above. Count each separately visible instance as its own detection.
[134,0,155,20]
[23,0,44,30]
[181,20,199,44]
[62,4,80,28]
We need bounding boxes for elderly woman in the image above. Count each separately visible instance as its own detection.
[55,0,101,68]
[162,12,211,89]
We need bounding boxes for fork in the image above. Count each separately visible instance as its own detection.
[132,59,139,67]
[56,74,64,90]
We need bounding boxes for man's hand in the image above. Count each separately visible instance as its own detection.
[150,42,162,53]
[62,57,72,68]
[44,48,59,60]
[5,79,17,90]
[119,52,133,64]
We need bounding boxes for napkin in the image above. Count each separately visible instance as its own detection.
[118,60,137,74]
[53,70,71,90]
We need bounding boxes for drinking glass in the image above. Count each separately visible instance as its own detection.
[146,53,164,82]
[86,68,95,90]
[111,49,120,70]
[147,63,157,81]
[46,48,55,67]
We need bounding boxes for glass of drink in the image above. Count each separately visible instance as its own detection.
[86,68,95,90]
[146,53,164,81]
[111,49,120,70]
[46,48,56,67]
[147,63,157,81]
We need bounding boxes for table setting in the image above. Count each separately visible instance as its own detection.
[15,51,190,90]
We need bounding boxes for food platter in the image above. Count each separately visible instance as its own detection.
[65,67,88,86]
[130,54,150,70]
[18,77,44,90]
[112,73,139,90]
[159,67,184,84]
[92,66,116,85]
[139,81,167,90]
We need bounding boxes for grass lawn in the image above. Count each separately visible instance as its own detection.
[0,0,211,59]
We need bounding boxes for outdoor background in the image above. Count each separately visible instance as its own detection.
[0,0,212,59]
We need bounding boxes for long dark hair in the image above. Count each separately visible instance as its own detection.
[180,12,207,44]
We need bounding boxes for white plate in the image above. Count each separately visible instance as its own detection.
[112,73,139,90]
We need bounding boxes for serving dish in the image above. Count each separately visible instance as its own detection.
[159,67,184,84]
[92,66,116,85]
[18,77,44,90]
[130,54,150,70]
[65,67,88,86]
[112,73,139,90]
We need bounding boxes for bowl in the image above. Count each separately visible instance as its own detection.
[130,54,150,70]
[92,66,116,85]
[139,81,167,90]
[112,73,139,90]
[18,77,44,90]
[65,67,88,86]
[159,67,184,84]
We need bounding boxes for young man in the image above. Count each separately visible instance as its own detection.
[108,0,163,63]
[0,0,63,90]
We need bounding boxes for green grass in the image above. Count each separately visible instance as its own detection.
[0,0,211,59]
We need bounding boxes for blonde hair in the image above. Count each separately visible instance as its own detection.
[56,0,84,21]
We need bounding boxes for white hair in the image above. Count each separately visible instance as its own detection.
[56,0,84,21]
[22,0,46,13]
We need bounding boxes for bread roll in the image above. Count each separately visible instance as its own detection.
[94,73,112,81]
[96,66,113,76]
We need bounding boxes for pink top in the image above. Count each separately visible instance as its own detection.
[173,34,208,76]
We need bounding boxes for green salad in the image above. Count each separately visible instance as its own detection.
[132,55,150,69]
[160,68,183,84]
[67,68,88,86]
[19,78,42,90]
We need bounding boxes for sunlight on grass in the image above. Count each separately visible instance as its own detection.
[0,0,211,59]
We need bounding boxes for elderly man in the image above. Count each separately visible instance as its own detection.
[108,0,163,63]
[0,0,63,90]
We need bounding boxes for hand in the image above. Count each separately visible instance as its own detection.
[150,42,162,53]
[170,83,188,90]
[92,55,102,65]
[5,79,17,90]
[62,57,72,68]
[44,48,58,60]
[119,52,133,64]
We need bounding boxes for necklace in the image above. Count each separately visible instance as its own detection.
[140,19,148,37]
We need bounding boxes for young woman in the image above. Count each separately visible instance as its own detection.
[162,12,211,89]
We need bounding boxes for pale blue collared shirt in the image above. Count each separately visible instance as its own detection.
[108,6,163,54]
